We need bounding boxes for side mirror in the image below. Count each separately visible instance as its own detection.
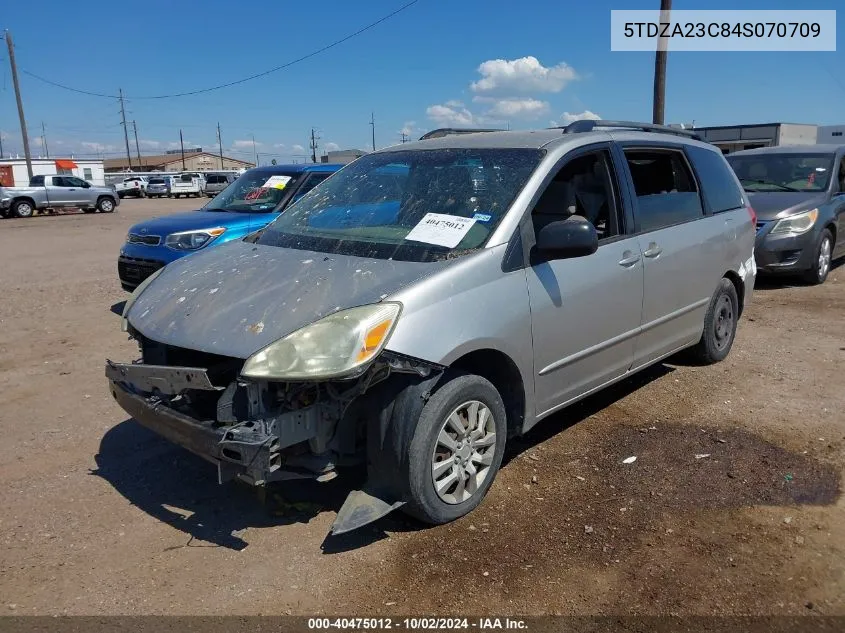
[534,215,598,261]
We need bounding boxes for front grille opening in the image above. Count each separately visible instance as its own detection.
[127,233,162,246]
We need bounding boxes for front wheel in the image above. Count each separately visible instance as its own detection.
[802,229,833,286]
[690,278,738,364]
[402,373,507,525]
[97,197,116,213]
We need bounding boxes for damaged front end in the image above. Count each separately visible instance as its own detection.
[106,331,443,534]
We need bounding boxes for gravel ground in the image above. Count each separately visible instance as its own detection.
[0,198,842,616]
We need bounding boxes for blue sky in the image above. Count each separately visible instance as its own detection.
[1,0,842,163]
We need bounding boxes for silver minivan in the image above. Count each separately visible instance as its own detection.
[107,121,756,535]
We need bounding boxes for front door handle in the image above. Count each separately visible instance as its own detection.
[618,251,640,267]
[643,242,662,258]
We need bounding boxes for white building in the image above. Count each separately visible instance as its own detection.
[816,125,845,144]
[692,123,818,154]
[0,158,106,187]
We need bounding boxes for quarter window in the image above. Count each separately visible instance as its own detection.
[624,149,703,232]
[685,145,744,214]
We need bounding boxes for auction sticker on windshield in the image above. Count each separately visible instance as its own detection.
[405,213,476,248]
[263,175,292,189]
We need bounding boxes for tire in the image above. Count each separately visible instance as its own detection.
[401,372,507,525]
[802,228,833,286]
[11,199,34,218]
[97,197,116,213]
[690,277,739,365]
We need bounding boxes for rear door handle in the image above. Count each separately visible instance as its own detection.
[643,243,662,258]
[618,251,640,267]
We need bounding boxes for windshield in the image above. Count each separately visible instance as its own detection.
[148,178,166,185]
[256,148,543,262]
[204,169,301,213]
[727,153,835,192]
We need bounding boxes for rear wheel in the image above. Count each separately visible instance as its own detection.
[802,229,833,286]
[401,373,507,525]
[97,197,116,213]
[690,278,738,364]
[12,200,34,218]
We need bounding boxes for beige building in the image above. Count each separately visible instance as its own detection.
[103,152,253,173]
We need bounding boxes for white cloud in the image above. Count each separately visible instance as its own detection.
[273,143,286,149]
[399,121,416,137]
[426,103,477,126]
[471,56,578,95]
[166,140,195,150]
[556,110,601,125]
[232,139,261,149]
[138,139,161,149]
[324,142,341,152]
[81,141,117,152]
[477,97,550,120]
[292,144,305,152]
[444,100,464,108]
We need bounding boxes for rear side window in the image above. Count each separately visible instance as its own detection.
[624,149,703,232]
[686,145,744,213]
[30,175,45,186]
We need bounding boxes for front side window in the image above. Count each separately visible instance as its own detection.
[257,148,544,262]
[726,153,835,192]
[531,150,621,241]
[624,149,703,232]
[204,169,303,213]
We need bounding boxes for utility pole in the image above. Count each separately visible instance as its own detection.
[132,120,141,164]
[370,112,376,151]
[118,88,133,171]
[252,134,258,166]
[652,0,672,125]
[310,128,319,164]
[217,122,224,169]
[179,129,186,170]
[5,30,33,181]
[0,132,4,159]
[400,132,408,143]
[41,122,49,158]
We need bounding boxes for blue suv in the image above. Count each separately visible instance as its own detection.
[118,164,341,291]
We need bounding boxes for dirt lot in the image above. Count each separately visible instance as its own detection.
[0,198,843,616]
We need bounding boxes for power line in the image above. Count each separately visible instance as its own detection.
[21,0,420,101]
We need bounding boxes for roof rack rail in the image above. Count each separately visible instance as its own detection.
[419,127,505,140]
[557,119,701,141]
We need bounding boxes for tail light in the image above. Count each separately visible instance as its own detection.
[746,204,757,226]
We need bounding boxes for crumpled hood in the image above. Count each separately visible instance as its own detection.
[128,239,450,359]
[747,192,827,222]
[128,210,253,236]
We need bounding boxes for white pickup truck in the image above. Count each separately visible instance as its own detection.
[113,176,148,198]
[0,175,120,218]
[170,173,206,198]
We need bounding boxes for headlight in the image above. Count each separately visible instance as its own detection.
[770,209,818,235]
[241,303,402,380]
[121,267,165,332]
[165,227,226,251]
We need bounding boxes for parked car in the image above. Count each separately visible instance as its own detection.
[146,176,171,198]
[107,121,755,536]
[114,176,147,198]
[170,173,206,198]
[726,145,845,284]
[117,164,341,290]
[0,174,119,217]
[204,173,236,197]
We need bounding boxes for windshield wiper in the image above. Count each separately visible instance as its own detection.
[739,178,800,192]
